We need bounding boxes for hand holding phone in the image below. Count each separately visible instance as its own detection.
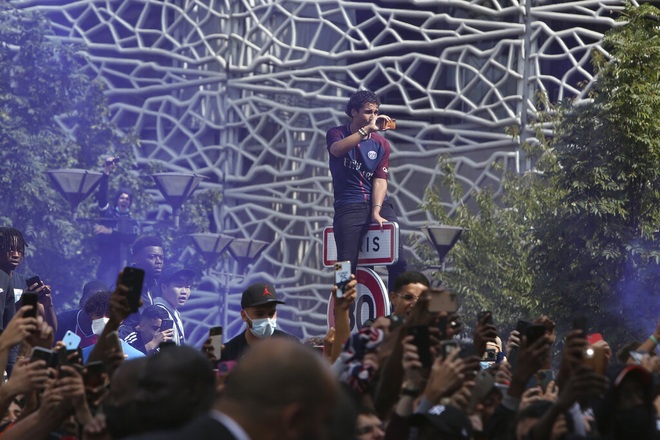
[160,319,174,331]
[536,369,555,391]
[525,324,547,346]
[439,340,460,359]
[107,331,124,357]
[407,325,433,369]
[30,347,53,366]
[629,350,647,365]
[376,117,396,130]
[56,346,69,375]
[120,267,145,313]
[582,345,607,374]
[63,330,82,350]
[477,311,494,326]
[26,275,42,290]
[21,292,39,319]
[334,261,351,298]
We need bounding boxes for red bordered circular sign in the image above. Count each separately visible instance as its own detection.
[327,267,390,332]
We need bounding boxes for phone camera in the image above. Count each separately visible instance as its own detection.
[483,348,497,361]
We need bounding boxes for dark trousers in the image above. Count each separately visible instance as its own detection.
[333,201,407,293]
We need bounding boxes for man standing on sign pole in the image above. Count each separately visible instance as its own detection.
[327,90,407,292]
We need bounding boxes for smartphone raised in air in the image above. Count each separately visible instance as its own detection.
[407,325,433,369]
[63,330,82,350]
[120,267,145,313]
[21,292,38,319]
[334,261,351,298]
[208,326,223,361]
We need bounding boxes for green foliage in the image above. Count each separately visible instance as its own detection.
[530,3,660,342]
[417,158,543,330]
[0,2,214,304]
[0,3,115,295]
[419,3,660,344]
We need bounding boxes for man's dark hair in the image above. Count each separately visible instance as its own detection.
[222,339,336,425]
[141,305,168,321]
[392,271,430,294]
[357,405,379,417]
[132,235,163,256]
[0,228,27,254]
[83,290,111,318]
[138,345,216,432]
[345,90,379,117]
[81,280,109,309]
[114,188,133,208]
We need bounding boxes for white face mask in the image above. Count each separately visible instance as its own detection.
[246,314,276,339]
[91,317,109,336]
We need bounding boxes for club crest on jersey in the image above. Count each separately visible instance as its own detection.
[367,150,377,160]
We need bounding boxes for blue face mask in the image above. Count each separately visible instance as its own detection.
[246,314,276,339]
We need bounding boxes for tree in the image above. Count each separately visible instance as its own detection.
[0,3,121,295]
[0,2,214,304]
[418,3,660,344]
[531,2,660,342]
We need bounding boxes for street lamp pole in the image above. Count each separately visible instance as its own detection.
[190,234,269,330]
[47,169,104,219]
[422,224,464,273]
[151,172,207,227]
[227,238,269,274]
[190,233,235,323]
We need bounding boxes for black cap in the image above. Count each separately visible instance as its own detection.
[159,265,195,285]
[241,282,285,308]
[411,405,472,440]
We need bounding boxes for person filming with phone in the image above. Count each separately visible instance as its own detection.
[326,90,407,293]
[123,305,173,355]
[0,228,57,338]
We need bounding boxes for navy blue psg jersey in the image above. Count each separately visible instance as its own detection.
[326,124,390,208]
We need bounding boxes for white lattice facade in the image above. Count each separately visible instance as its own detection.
[15,0,634,344]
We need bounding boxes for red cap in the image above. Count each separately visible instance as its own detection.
[587,333,604,346]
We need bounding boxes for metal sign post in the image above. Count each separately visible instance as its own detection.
[323,222,399,331]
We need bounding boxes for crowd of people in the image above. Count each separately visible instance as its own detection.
[0,89,657,439]
[0,222,657,439]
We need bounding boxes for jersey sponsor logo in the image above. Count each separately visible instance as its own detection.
[367,150,377,160]
[383,167,388,174]
[343,157,374,180]
[343,157,363,171]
